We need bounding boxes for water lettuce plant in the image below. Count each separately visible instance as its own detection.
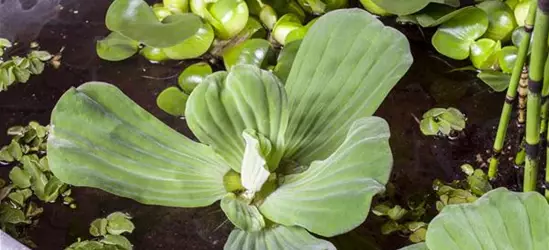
[47,9,412,249]
[400,188,549,250]
[66,212,135,250]
[419,108,466,136]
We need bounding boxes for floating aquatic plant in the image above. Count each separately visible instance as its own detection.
[48,9,412,249]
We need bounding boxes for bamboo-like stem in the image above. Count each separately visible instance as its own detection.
[488,1,537,179]
[524,2,549,192]
[546,117,549,198]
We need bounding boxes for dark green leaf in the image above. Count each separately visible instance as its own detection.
[274,40,301,83]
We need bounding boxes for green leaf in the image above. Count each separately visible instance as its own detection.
[498,45,518,74]
[178,62,212,94]
[283,9,412,164]
[140,46,170,62]
[273,40,301,83]
[8,189,32,207]
[106,0,202,48]
[220,193,265,231]
[240,130,271,193]
[21,155,49,200]
[477,70,510,92]
[90,218,109,237]
[432,7,489,60]
[107,212,135,235]
[415,5,476,28]
[285,18,317,44]
[101,235,133,250]
[30,51,53,61]
[163,23,215,60]
[0,203,29,224]
[43,175,64,202]
[425,188,549,250]
[0,38,12,48]
[28,58,45,75]
[163,0,190,13]
[469,38,500,70]
[260,117,392,237]
[0,146,14,162]
[156,86,189,116]
[272,14,303,45]
[476,0,516,42]
[7,140,23,161]
[186,65,288,172]
[222,39,274,70]
[96,32,140,62]
[422,108,446,118]
[399,243,429,250]
[66,240,105,250]
[190,0,249,39]
[440,107,466,131]
[371,0,459,16]
[47,82,230,207]
[224,225,336,250]
[9,167,31,189]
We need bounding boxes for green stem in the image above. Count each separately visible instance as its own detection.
[524,3,549,192]
[488,1,537,179]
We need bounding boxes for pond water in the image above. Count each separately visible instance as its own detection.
[0,0,522,249]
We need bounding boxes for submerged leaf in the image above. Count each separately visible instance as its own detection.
[260,117,391,237]
[224,225,336,250]
[47,82,230,207]
[96,32,140,62]
[283,9,412,164]
[106,0,202,48]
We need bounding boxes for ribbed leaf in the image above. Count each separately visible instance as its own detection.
[425,188,549,250]
[220,193,265,232]
[186,65,289,172]
[283,9,412,165]
[224,225,336,250]
[47,82,230,207]
[260,117,392,237]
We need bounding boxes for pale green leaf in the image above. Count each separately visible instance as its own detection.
[43,175,64,202]
[186,65,288,172]
[224,225,336,250]
[476,0,516,42]
[260,117,392,237]
[163,23,215,60]
[107,212,135,235]
[21,155,49,200]
[469,38,500,70]
[47,82,230,207]
[220,193,265,231]
[0,38,12,48]
[106,0,202,48]
[178,62,212,94]
[425,188,549,250]
[7,140,22,161]
[370,0,459,15]
[66,240,105,250]
[272,14,303,45]
[30,51,53,61]
[432,7,489,60]
[190,0,249,39]
[420,117,439,136]
[90,218,109,237]
[9,166,31,189]
[240,130,271,193]
[156,86,189,116]
[101,235,133,250]
[8,189,32,207]
[283,9,412,164]
[96,32,140,62]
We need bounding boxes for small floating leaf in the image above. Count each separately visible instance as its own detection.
[476,0,516,42]
[272,14,303,45]
[140,46,170,62]
[9,167,31,189]
[107,212,135,235]
[223,39,275,70]
[178,62,212,94]
[163,0,189,13]
[96,32,140,62]
[90,218,109,237]
[477,70,510,92]
[432,7,488,60]
[163,23,214,60]
[8,188,32,207]
[7,140,23,161]
[156,87,189,116]
[0,203,29,224]
[370,0,459,16]
[469,38,500,70]
[498,45,518,74]
[101,235,133,250]
[190,0,249,40]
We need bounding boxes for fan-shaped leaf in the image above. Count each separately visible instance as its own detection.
[47,82,230,207]
[220,193,265,231]
[283,9,412,164]
[260,117,392,237]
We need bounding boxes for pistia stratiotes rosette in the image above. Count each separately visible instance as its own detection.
[47,9,412,249]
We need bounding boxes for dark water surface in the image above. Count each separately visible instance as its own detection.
[0,1,520,249]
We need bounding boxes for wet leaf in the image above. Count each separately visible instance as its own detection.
[259,5,277,29]
[106,0,202,48]
[96,32,140,62]
[106,212,135,235]
[190,0,249,39]
[422,108,446,118]
[0,203,29,224]
[370,0,459,15]
[432,7,488,60]
[163,23,214,60]
[90,218,109,237]
[415,5,476,28]
[460,164,475,176]
[272,14,303,45]
[8,188,32,207]
[139,46,169,62]
[8,167,31,189]
[152,4,172,21]
[498,45,518,74]
[469,38,500,70]
[420,117,439,136]
[467,175,492,196]
[477,70,510,92]
[101,235,133,250]
[178,62,212,94]
[285,18,317,44]
[156,86,189,116]
[273,40,301,83]
[223,39,275,70]
[0,38,12,48]
[477,0,516,42]
[514,0,529,26]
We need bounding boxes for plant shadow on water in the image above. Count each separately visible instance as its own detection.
[0,1,522,249]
